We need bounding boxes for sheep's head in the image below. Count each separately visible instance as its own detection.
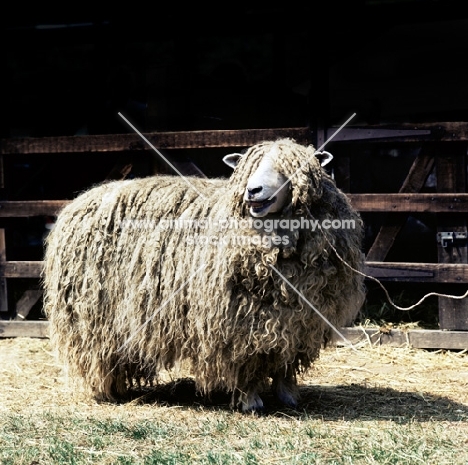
[223,139,333,217]
[225,143,289,217]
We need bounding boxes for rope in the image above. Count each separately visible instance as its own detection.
[304,206,468,311]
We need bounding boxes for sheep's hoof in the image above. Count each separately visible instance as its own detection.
[239,391,264,413]
[272,379,300,409]
[277,391,299,409]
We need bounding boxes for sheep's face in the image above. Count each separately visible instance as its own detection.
[224,144,290,218]
[243,149,290,217]
[223,140,334,218]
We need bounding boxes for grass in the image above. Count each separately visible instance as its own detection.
[1,410,468,464]
[1,338,467,464]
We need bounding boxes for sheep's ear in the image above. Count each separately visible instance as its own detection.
[315,150,333,166]
[223,153,243,169]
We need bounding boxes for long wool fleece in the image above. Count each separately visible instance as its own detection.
[43,138,365,405]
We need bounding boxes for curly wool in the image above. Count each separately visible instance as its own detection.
[43,138,365,405]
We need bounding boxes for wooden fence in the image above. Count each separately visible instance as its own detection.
[1,123,467,348]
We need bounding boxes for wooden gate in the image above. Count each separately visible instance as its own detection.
[1,122,467,348]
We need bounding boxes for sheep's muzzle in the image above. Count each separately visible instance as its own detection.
[246,197,276,215]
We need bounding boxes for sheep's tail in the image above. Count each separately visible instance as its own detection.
[304,206,468,311]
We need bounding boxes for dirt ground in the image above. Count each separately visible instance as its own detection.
[1,337,467,422]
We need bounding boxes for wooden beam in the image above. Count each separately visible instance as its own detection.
[339,327,468,350]
[2,193,468,218]
[348,193,468,213]
[0,153,7,312]
[436,144,468,330]
[0,320,49,338]
[365,215,406,260]
[0,128,313,154]
[330,122,468,143]
[3,260,468,283]
[14,289,43,320]
[0,229,7,312]
[2,321,467,349]
[2,123,468,157]
[364,262,468,283]
[105,160,134,181]
[0,261,43,278]
[0,200,67,217]
[366,146,435,261]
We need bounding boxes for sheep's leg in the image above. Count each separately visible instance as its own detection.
[92,364,128,402]
[271,367,300,408]
[238,388,264,413]
[235,376,265,412]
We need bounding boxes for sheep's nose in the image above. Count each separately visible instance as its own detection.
[247,186,262,199]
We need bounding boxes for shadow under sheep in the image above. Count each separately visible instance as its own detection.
[122,379,468,422]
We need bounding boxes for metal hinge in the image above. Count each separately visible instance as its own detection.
[437,231,468,248]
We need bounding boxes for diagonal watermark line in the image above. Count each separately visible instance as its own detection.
[269,264,358,352]
[315,112,357,152]
[118,112,207,199]
[117,263,207,353]
[268,112,357,201]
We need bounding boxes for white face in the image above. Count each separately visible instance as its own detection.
[243,149,290,217]
[222,145,333,218]
[223,144,289,218]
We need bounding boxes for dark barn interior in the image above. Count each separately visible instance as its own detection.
[1,1,468,343]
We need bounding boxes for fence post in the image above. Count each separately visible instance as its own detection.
[0,154,7,313]
[436,142,468,330]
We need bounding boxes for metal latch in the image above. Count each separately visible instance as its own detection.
[437,231,468,248]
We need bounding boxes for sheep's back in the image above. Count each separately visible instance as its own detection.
[42,175,225,379]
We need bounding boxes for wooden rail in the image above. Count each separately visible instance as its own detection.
[2,122,468,156]
[1,194,468,218]
[2,260,468,283]
[1,321,467,350]
[0,128,313,153]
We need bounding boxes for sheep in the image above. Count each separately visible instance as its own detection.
[43,138,366,412]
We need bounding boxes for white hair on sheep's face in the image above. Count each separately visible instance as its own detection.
[223,142,334,217]
[224,143,289,217]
